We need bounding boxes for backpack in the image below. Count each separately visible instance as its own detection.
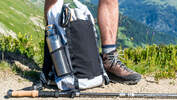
[41,0,109,90]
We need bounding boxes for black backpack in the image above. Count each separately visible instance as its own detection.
[41,0,109,90]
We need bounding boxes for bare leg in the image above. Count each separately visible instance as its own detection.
[98,0,119,45]
[99,0,141,84]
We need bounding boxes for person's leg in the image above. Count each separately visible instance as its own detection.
[98,0,119,53]
[98,0,141,84]
[42,0,58,79]
[98,0,118,53]
[98,0,118,46]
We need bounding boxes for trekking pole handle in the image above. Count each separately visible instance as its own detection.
[7,90,39,98]
[8,90,177,99]
[7,90,78,98]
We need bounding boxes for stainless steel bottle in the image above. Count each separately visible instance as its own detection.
[46,24,72,77]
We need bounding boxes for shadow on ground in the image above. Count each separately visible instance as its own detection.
[0,51,41,83]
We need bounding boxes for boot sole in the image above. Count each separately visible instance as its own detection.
[107,72,141,85]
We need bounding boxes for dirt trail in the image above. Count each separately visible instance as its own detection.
[0,70,177,100]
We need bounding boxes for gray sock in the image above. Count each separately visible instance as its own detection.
[102,45,116,54]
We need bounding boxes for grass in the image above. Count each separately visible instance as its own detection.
[1,34,177,81]
[0,0,177,81]
[117,27,134,48]
[0,61,11,70]
[121,44,177,80]
[0,33,41,81]
[0,0,44,44]
[0,33,44,67]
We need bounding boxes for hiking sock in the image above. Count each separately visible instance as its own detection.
[102,44,116,54]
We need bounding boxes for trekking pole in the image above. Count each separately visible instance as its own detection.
[7,90,177,99]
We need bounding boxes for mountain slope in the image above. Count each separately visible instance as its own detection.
[144,0,177,9]
[119,0,177,36]
[82,1,177,48]
[84,0,177,37]
[0,0,44,42]
[3,0,176,47]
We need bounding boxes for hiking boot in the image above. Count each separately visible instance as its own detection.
[102,50,141,84]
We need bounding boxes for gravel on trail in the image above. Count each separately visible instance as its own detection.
[0,70,177,100]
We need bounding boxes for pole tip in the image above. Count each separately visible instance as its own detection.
[7,90,13,97]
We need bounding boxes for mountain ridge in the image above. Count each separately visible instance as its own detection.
[86,0,177,36]
[1,0,177,48]
[82,1,177,47]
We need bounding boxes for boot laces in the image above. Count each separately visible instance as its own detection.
[107,50,132,72]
